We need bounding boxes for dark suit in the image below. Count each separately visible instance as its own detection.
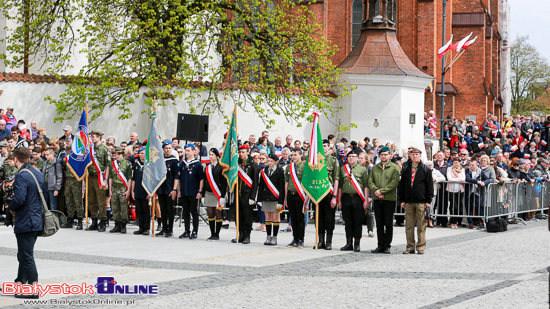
[433,161,449,227]
[464,168,490,225]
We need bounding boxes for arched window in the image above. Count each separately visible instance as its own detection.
[351,0,363,48]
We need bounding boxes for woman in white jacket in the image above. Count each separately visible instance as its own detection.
[426,161,446,228]
[446,158,466,229]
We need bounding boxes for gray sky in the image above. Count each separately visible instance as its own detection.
[510,0,550,61]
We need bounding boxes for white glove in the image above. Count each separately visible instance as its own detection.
[257,202,263,207]
[249,199,255,205]
[276,204,283,211]
[220,198,226,206]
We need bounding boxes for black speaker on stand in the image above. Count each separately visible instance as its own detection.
[176,113,209,142]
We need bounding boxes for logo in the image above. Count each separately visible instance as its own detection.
[95,277,158,295]
[309,152,326,171]
[149,147,160,164]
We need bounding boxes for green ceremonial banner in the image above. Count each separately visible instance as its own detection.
[302,112,331,205]
[220,106,239,192]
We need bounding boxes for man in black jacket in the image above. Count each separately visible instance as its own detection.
[8,147,47,299]
[398,147,433,255]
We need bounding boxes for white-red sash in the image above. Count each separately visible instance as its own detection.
[238,165,253,188]
[112,160,128,190]
[343,164,365,202]
[290,163,306,202]
[206,164,222,209]
[261,169,279,199]
[90,144,108,188]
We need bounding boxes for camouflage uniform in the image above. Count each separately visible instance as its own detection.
[88,141,110,221]
[109,158,132,222]
[65,165,84,219]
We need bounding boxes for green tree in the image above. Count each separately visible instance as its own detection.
[0,0,347,125]
[510,35,550,114]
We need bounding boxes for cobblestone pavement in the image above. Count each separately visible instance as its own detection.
[0,219,548,308]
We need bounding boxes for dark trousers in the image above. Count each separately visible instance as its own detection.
[158,194,175,232]
[181,196,199,232]
[436,186,449,227]
[373,200,394,249]
[466,193,484,224]
[15,231,38,284]
[341,194,365,239]
[318,194,336,234]
[237,197,253,232]
[135,198,150,231]
[287,192,305,241]
[448,192,463,225]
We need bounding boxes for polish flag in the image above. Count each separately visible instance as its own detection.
[449,32,473,52]
[478,142,484,148]
[542,140,547,146]
[462,36,478,50]
[524,154,531,159]
[510,145,518,152]
[438,35,454,60]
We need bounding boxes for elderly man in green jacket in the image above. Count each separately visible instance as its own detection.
[367,146,400,254]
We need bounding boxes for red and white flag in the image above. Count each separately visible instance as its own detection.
[449,32,473,52]
[510,145,518,152]
[542,140,547,146]
[524,153,531,159]
[437,34,454,60]
[462,36,478,50]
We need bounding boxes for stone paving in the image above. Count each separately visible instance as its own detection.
[0,218,548,308]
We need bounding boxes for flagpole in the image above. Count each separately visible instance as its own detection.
[235,181,239,241]
[151,193,156,237]
[315,202,319,250]
[445,50,465,73]
[85,103,89,227]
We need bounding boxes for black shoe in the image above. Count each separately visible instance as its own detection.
[142,230,150,236]
[325,233,333,250]
[189,231,197,239]
[165,231,173,237]
[242,236,250,244]
[340,237,353,251]
[287,240,298,247]
[180,231,190,239]
[97,220,106,232]
[382,248,391,254]
[353,238,360,252]
[133,229,144,235]
[468,224,474,229]
[231,233,244,243]
[76,219,83,230]
[156,225,162,232]
[86,219,98,231]
[60,221,73,228]
[120,223,127,234]
[156,230,165,237]
[109,221,121,233]
[315,233,326,249]
[371,247,384,254]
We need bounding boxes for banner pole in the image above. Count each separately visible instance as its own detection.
[315,202,319,250]
[236,183,240,241]
[85,103,89,227]
[151,193,156,237]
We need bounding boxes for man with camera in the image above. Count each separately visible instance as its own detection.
[8,147,46,299]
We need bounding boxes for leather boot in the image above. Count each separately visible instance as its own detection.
[76,218,83,230]
[61,220,73,228]
[340,236,353,251]
[98,220,106,232]
[353,238,361,252]
[231,230,245,243]
[241,230,251,244]
[325,232,333,250]
[109,221,121,233]
[86,218,98,231]
[314,233,326,249]
[120,222,127,234]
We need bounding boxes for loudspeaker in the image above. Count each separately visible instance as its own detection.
[176,114,209,142]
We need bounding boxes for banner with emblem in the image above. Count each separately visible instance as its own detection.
[220,106,239,192]
[301,112,331,205]
[142,117,167,196]
[67,110,92,181]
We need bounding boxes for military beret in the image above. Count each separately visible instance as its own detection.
[90,130,104,136]
[379,146,391,154]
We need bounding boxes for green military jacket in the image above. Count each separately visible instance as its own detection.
[3,165,18,178]
[109,159,132,188]
[88,143,110,175]
[339,163,369,195]
[284,161,305,192]
[367,160,401,201]
[326,154,340,184]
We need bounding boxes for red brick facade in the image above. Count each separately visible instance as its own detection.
[311,0,504,125]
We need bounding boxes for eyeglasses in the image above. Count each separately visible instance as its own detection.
[460,154,467,156]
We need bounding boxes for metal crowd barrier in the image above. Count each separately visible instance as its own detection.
[395,180,548,224]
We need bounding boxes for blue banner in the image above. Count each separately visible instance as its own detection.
[67,111,92,181]
[142,117,166,196]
